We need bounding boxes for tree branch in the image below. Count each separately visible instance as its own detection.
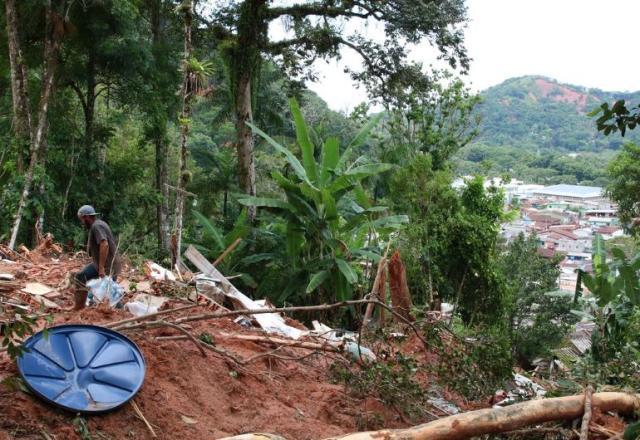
[265,3,377,21]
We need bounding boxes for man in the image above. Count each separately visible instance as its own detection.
[73,205,122,310]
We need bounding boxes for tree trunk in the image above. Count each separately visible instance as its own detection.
[8,0,62,250]
[219,392,640,440]
[84,52,96,159]
[235,71,256,213]
[233,0,266,220]
[156,135,170,252]
[149,0,171,254]
[173,0,193,264]
[5,0,32,173]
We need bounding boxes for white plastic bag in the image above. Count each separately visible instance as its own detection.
[86,277,124,307]
[124,301,158,317]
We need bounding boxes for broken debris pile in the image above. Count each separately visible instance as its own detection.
[1,240,634,440]
[0,242,448,439]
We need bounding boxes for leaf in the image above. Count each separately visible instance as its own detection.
[247,121,309,183]
[238,273,258,289]
[587,107,603,117]
[338,113,384,170]
[193,211,224,250]
[350,249,382,263]
[225,210,250,245]
[611,247,626,261]
[286,224,304,260]
[344,163,393,178]
[181,415,198,425]
[321,189,338,221]
[336,259,357,284]
[353,184,370,209]
[241,253,275,265]
[272,171,298,191]
[320,137,340,185]
[369,215,410,229]
[290,98,318,183]
[306,270,330,293]
[238,197,292,210]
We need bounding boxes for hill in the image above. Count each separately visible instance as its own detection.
[474,75,640,152]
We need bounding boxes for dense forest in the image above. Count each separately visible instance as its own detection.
[1,1,640,439]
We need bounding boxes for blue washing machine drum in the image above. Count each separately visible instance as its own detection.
[17,325,146,413]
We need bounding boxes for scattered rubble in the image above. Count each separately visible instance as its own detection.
[0,238,634,440]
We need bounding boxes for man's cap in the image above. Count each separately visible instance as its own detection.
[77,205,99,217]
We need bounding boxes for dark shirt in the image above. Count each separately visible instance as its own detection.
[87,219,121,277]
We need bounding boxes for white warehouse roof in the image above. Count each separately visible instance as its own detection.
[534,184,603,199]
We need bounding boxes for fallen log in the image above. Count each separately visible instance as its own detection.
[324,392,640,440]
[219,392,640,440]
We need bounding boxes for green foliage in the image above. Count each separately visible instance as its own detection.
[391,155,508,325]
[455,143,613,186]
[475,75,640,152]
[423,320,513,398]
[607,143,640,232]
[1,309,39,360]
[240,98,406,306]
[500,233,575,366]
[575,236,640,363]
[590,99,640,137]
[386,76,481,170]
[330,352,428,422]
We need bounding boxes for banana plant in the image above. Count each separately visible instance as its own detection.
[575,235,640,360]
[239,98,408,304]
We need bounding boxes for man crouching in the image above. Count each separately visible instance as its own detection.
[73,205,122,310]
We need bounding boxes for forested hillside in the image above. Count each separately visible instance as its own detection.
[454,76,640,184]
[476,75,640,151]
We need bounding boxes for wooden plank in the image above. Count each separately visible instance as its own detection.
[184,245,303,339]
[22,282,53,296]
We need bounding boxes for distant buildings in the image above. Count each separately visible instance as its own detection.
[485,180,627,293]
[532,184,611,209]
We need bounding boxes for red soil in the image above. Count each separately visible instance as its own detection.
[0,252,440,440]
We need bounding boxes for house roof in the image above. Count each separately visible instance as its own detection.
[534,184,603,199]
[596,226,621,234]
[552,229,579,240]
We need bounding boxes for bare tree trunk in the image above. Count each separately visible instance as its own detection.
[156,136,170,251]
[149,0,171,254]
[235,72,256,213]
[85,53,96,162]
[173,0,193,264]
[233,0,266,221]
[61,144,78,219]
[5,0,33,173]
[219,392,640,440]
[8,0,62,250]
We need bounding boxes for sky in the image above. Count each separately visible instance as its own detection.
[306,0,640,112]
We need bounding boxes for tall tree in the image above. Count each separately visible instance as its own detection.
[7,0,66,250]
[173,0,194,265]
[499,233,573,366]
[208,0,469,211]
[141,0,181,253]
[4,0,32,173]
[59,0,150,171]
